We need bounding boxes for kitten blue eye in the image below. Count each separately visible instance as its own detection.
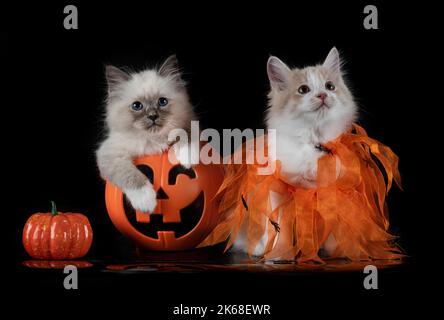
[298,85,310,95]
[131,101,144,111]
[157,97,168,107]
[325,81,335,91]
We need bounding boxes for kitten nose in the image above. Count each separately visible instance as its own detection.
[147,114,159,121]
[317,92,327,100]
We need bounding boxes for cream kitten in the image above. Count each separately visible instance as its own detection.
[233,48,357,257]
[96,55,196,213]
[266,47,357,187]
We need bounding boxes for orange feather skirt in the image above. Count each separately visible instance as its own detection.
[200,124,403,262]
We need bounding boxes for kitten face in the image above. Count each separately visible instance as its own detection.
[266,48,357,141]
[105,55,194,136]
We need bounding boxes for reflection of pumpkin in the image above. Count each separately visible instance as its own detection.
[22,202,93,259]
[22,260,93,269]
[105,151,224,251]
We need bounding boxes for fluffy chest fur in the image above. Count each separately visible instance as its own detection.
[106,132,171,157]
[268,117,325,186]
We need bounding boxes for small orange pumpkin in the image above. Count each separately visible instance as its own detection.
[22,201,93,260]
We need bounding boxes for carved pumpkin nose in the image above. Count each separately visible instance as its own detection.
[156,187,169,200]
[152,187,173,222]
[152,186,181,222]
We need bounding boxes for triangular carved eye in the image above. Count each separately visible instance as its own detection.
[137,165,154,184]
[168,165,196,185]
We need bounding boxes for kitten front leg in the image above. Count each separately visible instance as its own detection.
[96,145,157,213]
[232,190,286,258]
[124,183,157,213]
[302,150,342,187]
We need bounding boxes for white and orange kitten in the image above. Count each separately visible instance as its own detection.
[234,47,358,257]
[96,55,195,213]
[266,47,357,188]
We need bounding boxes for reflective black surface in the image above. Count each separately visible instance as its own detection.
[5,0,438,317]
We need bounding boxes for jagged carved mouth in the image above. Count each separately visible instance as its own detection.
[123,191,205,239]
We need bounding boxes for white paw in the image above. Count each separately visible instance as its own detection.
[174,143,196,168]
[124,184,157,213]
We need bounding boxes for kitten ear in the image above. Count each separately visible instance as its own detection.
[267,56,292,90]
[323,47,341,77]
[159,54,180,78]
[105,65,130,92]
[158,54,185,86]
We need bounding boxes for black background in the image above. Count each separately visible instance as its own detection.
[4,1,440,317]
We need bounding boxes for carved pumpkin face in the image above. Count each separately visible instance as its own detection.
[105,152,224,251]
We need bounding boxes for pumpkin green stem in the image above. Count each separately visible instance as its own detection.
[51,201,58,216]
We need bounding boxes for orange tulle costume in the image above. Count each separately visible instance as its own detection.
[200,124,402,262]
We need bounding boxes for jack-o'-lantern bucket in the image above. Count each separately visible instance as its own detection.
[105,150,224,251]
